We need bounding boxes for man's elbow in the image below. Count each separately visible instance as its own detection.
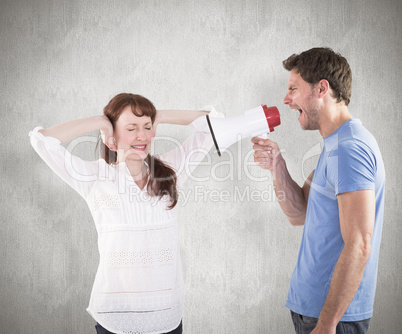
[289,218,305,227]
[354,233,372,263]
[286,204,307,227]
[288,213,306,226]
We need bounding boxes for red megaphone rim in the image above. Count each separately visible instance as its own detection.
[262,105,281,132]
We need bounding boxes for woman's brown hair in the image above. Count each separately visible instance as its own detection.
[101,93,178,209]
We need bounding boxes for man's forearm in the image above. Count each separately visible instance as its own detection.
[273,159,308,226]
[316,243,370,330]
[252,137,310,226]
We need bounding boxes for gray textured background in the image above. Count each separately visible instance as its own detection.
[1,0,401,333]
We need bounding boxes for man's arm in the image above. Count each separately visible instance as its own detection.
[252,137,312,226]
[312,189,375,333]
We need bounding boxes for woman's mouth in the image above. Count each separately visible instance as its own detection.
[131,145,147,151]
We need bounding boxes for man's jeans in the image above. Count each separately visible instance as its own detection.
[291,311,370,334]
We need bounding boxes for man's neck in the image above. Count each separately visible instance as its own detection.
[319,104,352,138]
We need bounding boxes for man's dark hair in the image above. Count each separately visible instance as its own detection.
[283,47,352,106]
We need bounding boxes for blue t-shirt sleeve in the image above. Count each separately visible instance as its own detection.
[327,139,376,195]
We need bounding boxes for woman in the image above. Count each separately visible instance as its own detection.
[29,93,220,334]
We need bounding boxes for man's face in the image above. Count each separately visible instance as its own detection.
[283,70,321,131]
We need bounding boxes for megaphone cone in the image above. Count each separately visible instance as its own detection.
[206,105,280,156]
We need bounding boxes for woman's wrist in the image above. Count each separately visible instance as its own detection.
[94,115,113,132]
[97,115,111,130]
[154,110,165,126]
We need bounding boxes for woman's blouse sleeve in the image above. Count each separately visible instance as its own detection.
[158,107,224,186]
[29,126,101,199]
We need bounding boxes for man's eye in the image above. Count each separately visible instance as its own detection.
[128,129,135,131]
[145,128,151,130]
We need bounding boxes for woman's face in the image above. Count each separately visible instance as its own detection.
[113,106,155,161]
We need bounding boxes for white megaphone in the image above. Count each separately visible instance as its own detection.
[206,105,281,156]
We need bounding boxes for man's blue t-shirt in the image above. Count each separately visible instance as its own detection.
[286,119,385,321]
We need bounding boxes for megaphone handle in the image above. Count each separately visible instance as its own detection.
[206,115,222,156]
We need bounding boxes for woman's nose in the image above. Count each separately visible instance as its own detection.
[136,129,146,140]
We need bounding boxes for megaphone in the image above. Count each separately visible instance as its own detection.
[206,105,280,156]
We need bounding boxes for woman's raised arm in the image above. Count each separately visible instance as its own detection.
[154,109,209,127]
[39,115,117,150]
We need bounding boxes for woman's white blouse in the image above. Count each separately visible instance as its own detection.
[29,114,217,334]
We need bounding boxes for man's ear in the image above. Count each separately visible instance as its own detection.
[317,79,330,98]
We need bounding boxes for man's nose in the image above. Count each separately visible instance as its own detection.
[283,93,291,105]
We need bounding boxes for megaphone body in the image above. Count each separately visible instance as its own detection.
[206,105,281,156]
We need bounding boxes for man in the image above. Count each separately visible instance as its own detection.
[252,48,385,334]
